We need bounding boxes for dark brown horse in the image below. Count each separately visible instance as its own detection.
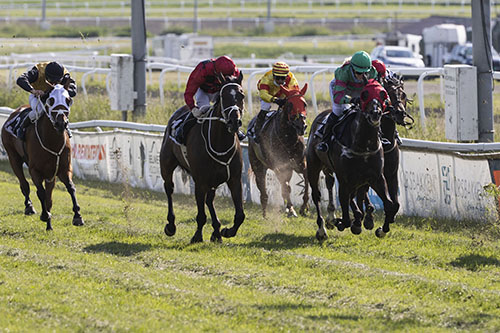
[1,84,84,231]
[248,83,309,217]
[307,80,398,241]
[160,78,246,243]
[355,73,414,229]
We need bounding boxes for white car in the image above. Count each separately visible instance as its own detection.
[371,45,425,68]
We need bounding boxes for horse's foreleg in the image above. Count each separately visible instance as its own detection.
[325,173,338,229]
[5,150,36,215]
[307,162,327,241]
[349,193,363,235]
[278,169,296,218]
[253,165,268,218]
[206,189,221,243]
[299,166,309,216]
[31,172,51,231]
[44,180,55,213]
[337,184,352,232]
[357,185,374,230]
[221,177,245,239]
[59,174,84,227]
[370,175,398,238]
[191,187,207,243]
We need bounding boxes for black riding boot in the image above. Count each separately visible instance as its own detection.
[254,109,268,143]
[16,115,32,141]
[316,113,339,153]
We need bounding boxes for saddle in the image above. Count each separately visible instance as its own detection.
[4,108,31,140]
[247,110,278,141]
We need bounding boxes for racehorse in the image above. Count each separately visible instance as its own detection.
[1,84,84,231]
[355,73,414,229]
[306,79,398,241]
[247,83,309,218]
[160,76,246,243]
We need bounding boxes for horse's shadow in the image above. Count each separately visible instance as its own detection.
[449,254,500,271]
[242,232,316,250]
[84,241,151,257]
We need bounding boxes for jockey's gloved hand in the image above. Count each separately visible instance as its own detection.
[274,98,286,107]
[191,107,203,118]
[350,97,360,105]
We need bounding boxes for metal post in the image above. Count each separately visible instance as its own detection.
[194,0,198,33]
[131,0,147,117]
[472,0,494,142]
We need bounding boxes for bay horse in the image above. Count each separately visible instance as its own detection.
[160,76,245,243]
[247,83,309,218]
[1,84,84,231]
[355,72,414,229]
[306,79,398,241]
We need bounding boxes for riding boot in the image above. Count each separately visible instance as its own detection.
[66,128,73,138]
[16,115,32,141]
[254,109,268,143]
[316,114,339,153]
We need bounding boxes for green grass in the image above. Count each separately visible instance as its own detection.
[0,159,500,331]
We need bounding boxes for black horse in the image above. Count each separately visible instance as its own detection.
[160,77,246,243]
[355,73,414,229]
[247,83,309,217]
[306,79,398,241]
[1,84,84,231]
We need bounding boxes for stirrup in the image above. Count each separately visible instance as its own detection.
[316,142,329,153]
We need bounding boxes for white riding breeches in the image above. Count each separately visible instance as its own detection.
[329,78,358,117]
[260,100,272,111]
[28,94,44,121]
[195,88,217,108]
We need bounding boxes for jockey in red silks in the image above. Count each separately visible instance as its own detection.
[178,55,245,141]
[316,51,378,152]
[184,55,240,118]
[16,61,77,140]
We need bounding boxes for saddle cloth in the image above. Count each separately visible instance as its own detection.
[4,108,31,139]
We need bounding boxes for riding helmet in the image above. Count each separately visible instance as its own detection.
[214,56,237,76]
[371,59,386,77]
[272,62,290,77]
[45,62,65,83]
[351,51,372,73]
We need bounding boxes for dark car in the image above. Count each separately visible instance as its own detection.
[444,43,500,71]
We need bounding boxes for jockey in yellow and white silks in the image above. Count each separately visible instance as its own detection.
[253,62,299,143]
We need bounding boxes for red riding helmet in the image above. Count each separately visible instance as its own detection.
[371,59,386,78]
[214,56,237,76]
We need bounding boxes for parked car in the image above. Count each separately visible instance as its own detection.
[370,45,425,68]
[443,42,500,71]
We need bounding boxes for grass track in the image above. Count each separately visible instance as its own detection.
[0,161,499,331]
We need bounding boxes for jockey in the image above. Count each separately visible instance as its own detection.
[16,61,77,140]
[253,61,299,143]
[316,51,378,152]
[180,55,245,141]
[371,59,387,84]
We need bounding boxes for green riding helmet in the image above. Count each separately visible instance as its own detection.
[351,51,372,73]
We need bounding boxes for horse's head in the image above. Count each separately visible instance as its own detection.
[359,79,388,127]
[279,83,308,136]
[43,84,73,133]
[384,73,414,128]
[218,77,245,135]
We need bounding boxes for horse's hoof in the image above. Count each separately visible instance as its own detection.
[46,225,53,231]
[363,215,374,230]
[190,235,203,244]
[351,225,362,235]
[221,227,235,238]
[72,216,84,226]
[286,207,298,218]
[40,212,51,222]
[325,219,336,230]
[164,223,176,237]
[25,206,36,215]
[335,219,346,232]
[375,227,386,238]
[210,233,222,243]
[316,228,328,242]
